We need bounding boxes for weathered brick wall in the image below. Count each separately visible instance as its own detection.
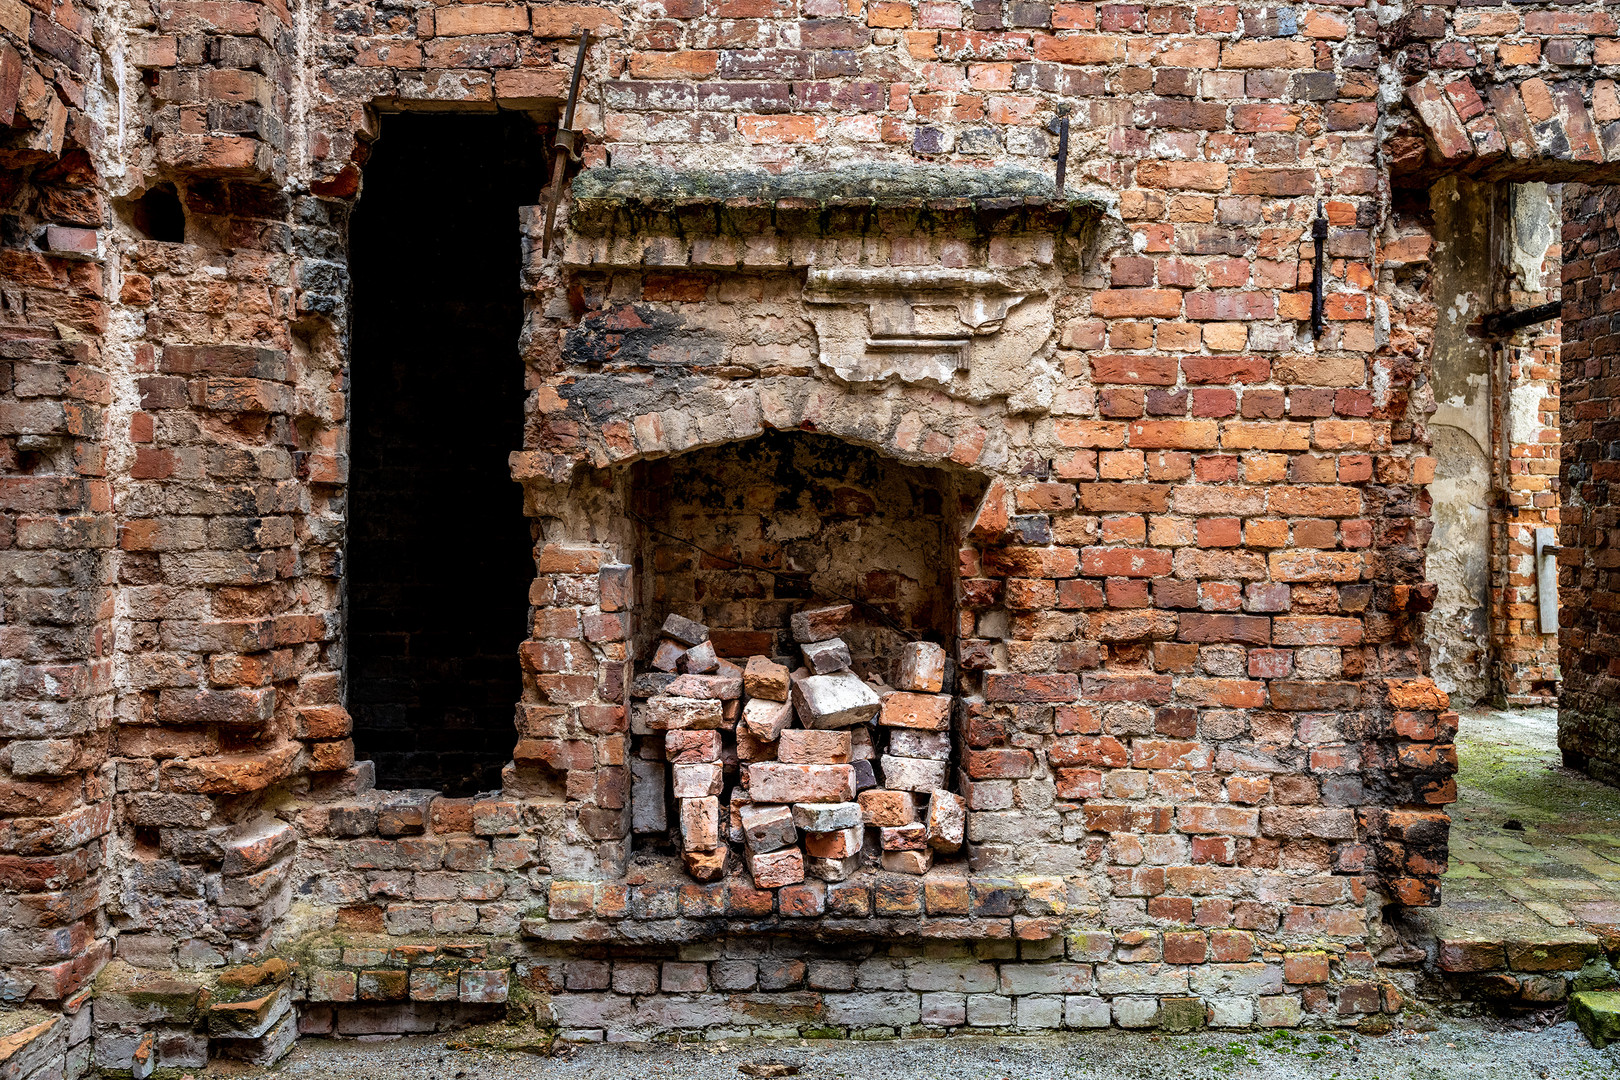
[1561,182,1620,781]
[1390,2,1620,181]
[2,3,115,1054]
[141,0,293,179]
[1492,319,1560,705]
[101,177,354,978]
[0,152,115,1015]
[34,0,1620,1060]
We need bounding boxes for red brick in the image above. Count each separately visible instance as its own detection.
[1078,545,1170,577]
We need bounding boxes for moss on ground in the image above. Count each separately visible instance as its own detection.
[1455,715,1620,837]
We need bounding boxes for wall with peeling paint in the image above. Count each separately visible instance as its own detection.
[1424,178,1495,707]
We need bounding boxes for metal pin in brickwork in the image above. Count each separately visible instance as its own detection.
[1046,107,1071,197]
[1310,201,1328,339]
[542,29,592,259]
[1476,299,1562,338]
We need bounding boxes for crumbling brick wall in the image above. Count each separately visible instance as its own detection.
[104,177,352,977]
[1561,182,1620,782]
[2,13,120,1063]
[27,0,1620,1061]
[0,153,116,1011]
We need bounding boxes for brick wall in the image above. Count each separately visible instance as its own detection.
[0,152,116,1012]
[634,428,966,656]
[1561,183,1620,781]
[101,176,354,979]
[23,0,1620,1059]
[2,0,126,1035]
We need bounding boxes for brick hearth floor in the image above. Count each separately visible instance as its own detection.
[1408,707,1620,990]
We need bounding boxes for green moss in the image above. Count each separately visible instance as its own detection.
[1575,957,1620,994]
[1455,719,1620,830]
[1572,990,1620,1048]
[573,164,1105,209]
[1158,997,1208,1033]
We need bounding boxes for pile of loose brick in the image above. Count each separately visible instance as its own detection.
[635,604,967,889]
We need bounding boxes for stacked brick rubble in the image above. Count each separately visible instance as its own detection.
[636,604,965,888]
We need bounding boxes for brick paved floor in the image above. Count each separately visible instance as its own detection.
[1407,708,1620,990]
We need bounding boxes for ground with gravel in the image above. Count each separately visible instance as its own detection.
[203,1017,1620,1080]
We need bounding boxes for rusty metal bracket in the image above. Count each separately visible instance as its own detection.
[1474,299,1562,339]
[542,29,592,259]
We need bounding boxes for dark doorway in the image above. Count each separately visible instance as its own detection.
[346,113,544,794]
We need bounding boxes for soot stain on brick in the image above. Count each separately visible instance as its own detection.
[562,304,725,370]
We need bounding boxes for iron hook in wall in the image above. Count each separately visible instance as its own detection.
[542,29,592,258]
[1046,107,1070,197]
[1310,201,1328,339]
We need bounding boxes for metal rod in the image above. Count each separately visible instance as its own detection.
[1053,116,1068,197]
[542,29,591,258]
[559,28,590,133]
[1477,299,1562,338]
[1309,202,1327,339]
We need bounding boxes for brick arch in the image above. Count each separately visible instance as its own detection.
[516,374,1016,486]
[1395,73,1620,184]
[1388,2,1620,185]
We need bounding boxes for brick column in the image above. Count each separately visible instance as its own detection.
[0,162,116,1006]
[1561,183,1620,782]
[512,533,632,879]
[105,186,352,969]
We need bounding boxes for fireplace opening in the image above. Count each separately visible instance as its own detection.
[346,114,546,794]
[626,430,987,882]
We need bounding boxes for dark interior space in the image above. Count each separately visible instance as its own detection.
[346,113,546,794]
[123,182,186,242]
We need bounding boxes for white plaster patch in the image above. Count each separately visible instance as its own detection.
[1431,372,1491,451]
[1508,383,1546,446]
[1509,183,1557,295]
[1423,425,1492,704]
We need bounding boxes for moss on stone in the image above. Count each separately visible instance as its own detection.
[573,164,1105,210]
[1158,996,1207,1033]
[1571,990,1620,1047]
[1574,957,1620,994]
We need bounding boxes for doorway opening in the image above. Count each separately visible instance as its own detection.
[346,113,546,794]
[1417,179,1561,711]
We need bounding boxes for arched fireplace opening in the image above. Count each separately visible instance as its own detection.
[623,429,987,885]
